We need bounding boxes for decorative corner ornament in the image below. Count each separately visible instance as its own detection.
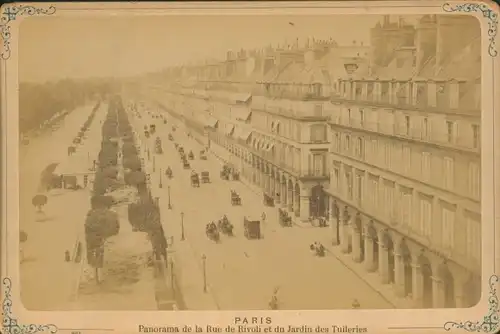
[442,2,498,57]
[443,275,499,333]
[0,4,56,60]
[2,277,58,334]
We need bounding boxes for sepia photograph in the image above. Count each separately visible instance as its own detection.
[1,1,499,333]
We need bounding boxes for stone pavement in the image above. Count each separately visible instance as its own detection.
[130,109,219,310]
[207,142,413,309]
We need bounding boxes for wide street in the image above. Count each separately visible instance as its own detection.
[127,99,393,310]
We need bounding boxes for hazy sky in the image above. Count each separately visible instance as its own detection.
[19,14,391,83]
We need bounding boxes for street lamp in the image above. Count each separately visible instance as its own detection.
[201,254,207,293]
[153,156,156,172]
[159,168,163,188]
[168,185,172,209]
[180,212,185,241]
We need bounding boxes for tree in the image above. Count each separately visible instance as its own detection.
[85,208,120,283]
[31,194,48,212]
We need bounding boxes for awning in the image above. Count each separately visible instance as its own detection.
[205,117,219,128]
[225,123,235,136]
[238,128,253,141]
[234,92,252,104]
[271,121,281,132]
[231,106,252,122]
[264,142,275,152]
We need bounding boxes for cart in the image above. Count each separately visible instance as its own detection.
[201,171,210,183]
[243,217,261,239]
[230,190,241,205]
[191,173,200,187]
[183,162,190,169]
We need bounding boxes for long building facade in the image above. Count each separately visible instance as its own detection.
[146,14,482,309]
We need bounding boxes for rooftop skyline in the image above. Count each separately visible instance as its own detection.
[17,15,425,83]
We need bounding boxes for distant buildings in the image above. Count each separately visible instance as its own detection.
[147,14,482,308]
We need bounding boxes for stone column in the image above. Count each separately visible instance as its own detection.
[340,214,351,253]
[330,200,339,246]
[274,179,280,203]
[351,224,362,262]
[281,183,287,207]
[379,245,390,284]
[454,274,467,308]
[411,262,424,308]
[432,276,445,308]
[288,188,294,212]
[394,253,405,297]
[364,235,375,272]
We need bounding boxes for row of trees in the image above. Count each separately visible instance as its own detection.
[119,101,168,262]
[84,99,122,272]
[19,79,117,135]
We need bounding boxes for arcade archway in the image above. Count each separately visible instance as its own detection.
[399,239,413,297]
[382,232,396,284]
[367,223,379,270]
[438,262,455,308]
[419,254,434,308]
[310,184,327,217]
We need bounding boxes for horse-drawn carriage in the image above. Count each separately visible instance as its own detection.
[243,217,261,240]
[206,222,220,243]
[149,124,156,135]
[217,216,234,236]
[231,170,240,181]
[199,149,207,160]
[190,172,200,187]
[263,193,274,207]
[155,137,163,154]
[168,134,174,141]
[278,208,292,227]
[178,147,184,154]
[183,161,191,169]
[188,151,194,160]
[230,190,241,206]
[201,171,210,183]
[144,130,150,138]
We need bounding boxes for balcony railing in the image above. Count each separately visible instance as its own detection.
[329,117,480,153]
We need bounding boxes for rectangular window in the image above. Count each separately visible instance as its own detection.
[403,146,411,174]
[446,121,455,143]
[334,133,340,151]
[356,174,363,205]
[444,157,455,190]
[385,142,392,169]
[345,135,351,153]
[421,152,431,181]
[355,137,364,159]
[310,124,326,142]
[420,198,432,238]
[468,162,481,199]
[441,207,455,249]
[401,191,412,228]
[404,115,410,135]
[422,118,429,139]
[312,154,325,176]
[333,168,340,189]
[346,171,353,200]
[472,124,480,149]
[466,217,481,262]
[369,177,379,211]
[359,109,365,126]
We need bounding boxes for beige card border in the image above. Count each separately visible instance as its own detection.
[1,1,499,334]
